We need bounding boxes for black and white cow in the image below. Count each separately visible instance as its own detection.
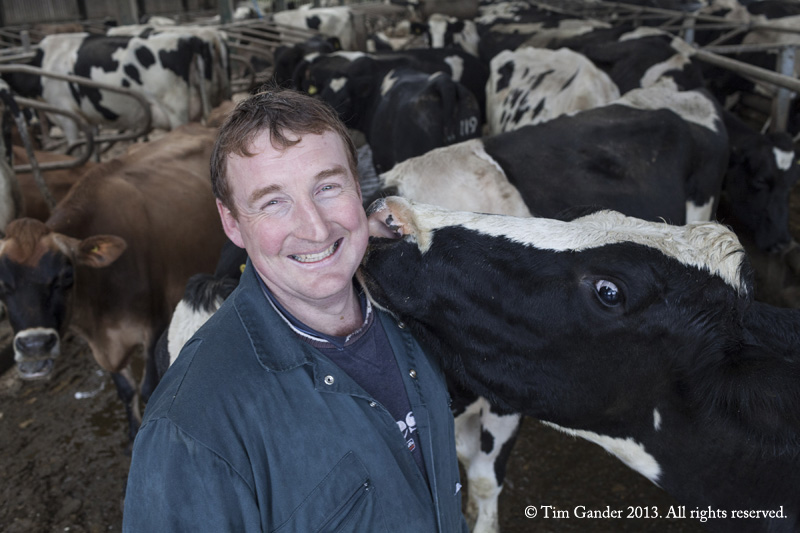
[3,30,230,145]
[271,34,342,88]
[291,50,367,96]
[374,83,729,226]
[302,48,489,119]
[486,46,620,134]
[719,109,800,254]
[561,27,706,94]
[476,6,610,64]
[364,83,729,532]
[272,5,355,50]
[153,239,247,378]
[365,20,429,52]
[336,66,481,173]
[426,13,481,57]
[360,196,800,533]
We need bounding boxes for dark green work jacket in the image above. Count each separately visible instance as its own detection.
[123,260,467,532]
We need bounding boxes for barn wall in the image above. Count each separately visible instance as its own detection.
[0,0,214,25]
[2,0,81,25]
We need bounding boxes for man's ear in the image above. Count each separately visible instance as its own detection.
[75,235,127,268]
[217,199,245,249]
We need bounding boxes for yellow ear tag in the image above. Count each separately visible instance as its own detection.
[240,263,246,274]
[308,85,317,95]
[92,246,100,254]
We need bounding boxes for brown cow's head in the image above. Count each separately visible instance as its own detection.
[0,218,126,379]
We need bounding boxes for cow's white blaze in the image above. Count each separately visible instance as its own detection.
[381,70,399,96]
[653,408,662,431]
[328,76,347,93]
[639,54,692,88]
[444,55,464,83]
[380,198,745,295]
[615,82,721,134]
[543,421,662,484]
[774,147,794,171]
[685,196,715,224]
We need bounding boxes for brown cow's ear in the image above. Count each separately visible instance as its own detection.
[76,235,127,268]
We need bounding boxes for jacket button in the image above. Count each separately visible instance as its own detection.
[369,401,377,408]
[397,321,406,329]
[409,369,417,379]
[324,375,335,385]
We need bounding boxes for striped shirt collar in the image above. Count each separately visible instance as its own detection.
[256,274,373,351]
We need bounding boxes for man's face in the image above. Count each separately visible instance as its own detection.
[218,130,368,313]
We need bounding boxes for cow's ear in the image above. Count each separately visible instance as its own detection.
[76,235,127,268]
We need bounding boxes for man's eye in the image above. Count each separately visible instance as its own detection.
[260,199,280,210]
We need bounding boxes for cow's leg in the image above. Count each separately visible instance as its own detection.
[454,389,522,533]
[111,368,140,445]
[454,397,483,527]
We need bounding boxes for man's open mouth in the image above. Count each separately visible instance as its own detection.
[290,239,341,263]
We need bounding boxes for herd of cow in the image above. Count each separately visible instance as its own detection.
[0,0,798,531]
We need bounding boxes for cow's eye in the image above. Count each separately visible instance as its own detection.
[594,279,622,307]
[56,269,74,289]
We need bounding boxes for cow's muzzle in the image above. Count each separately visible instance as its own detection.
[14,328,60,380]
[366,197,406,239]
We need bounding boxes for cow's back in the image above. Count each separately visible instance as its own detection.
[483,104,704,224]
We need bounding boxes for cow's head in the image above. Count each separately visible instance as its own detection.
[358,197,751,428]
[724,129,800,253]
[0,218,126,379]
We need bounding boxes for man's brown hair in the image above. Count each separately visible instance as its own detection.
[211,85,359,218]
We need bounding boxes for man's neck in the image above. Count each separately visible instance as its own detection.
[268,284,364,337]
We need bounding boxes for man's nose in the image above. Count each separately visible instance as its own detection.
[294,200,331,242]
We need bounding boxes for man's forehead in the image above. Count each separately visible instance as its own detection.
[226,130,356,196]
[245,128,343,155]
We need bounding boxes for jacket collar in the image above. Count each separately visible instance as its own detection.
[230,259,320,372]
[231,258,370,372]
[256,272,373,350]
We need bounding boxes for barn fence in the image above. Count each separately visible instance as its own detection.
[532,0,800,136]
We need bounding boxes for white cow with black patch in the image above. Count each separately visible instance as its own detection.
[360,196,800,533]
[2,30,230,145]
[486,46,620,135]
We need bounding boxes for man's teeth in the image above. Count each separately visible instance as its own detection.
[291,241,339,263]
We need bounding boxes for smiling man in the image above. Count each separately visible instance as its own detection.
[122,87,467,533]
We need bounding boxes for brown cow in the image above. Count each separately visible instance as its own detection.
[13,145,95,221]
[0,122,226,440]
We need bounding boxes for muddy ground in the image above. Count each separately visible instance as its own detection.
[1,182,798,533]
